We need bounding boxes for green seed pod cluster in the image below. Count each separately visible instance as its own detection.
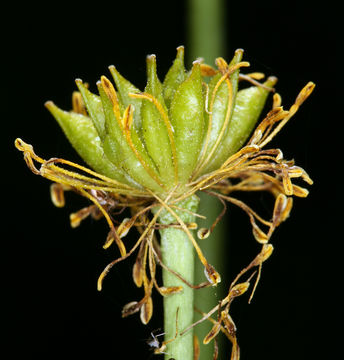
[46,47,276,195]
[15,43,315,360]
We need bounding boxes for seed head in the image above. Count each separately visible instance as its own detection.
[15,47,314,350]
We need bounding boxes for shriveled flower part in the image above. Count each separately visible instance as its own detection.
[15,47,314,356]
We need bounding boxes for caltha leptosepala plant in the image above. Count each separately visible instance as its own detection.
[15,47,314,360]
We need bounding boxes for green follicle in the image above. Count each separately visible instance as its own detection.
[145,54,167,108]
[202,76,278,174]
[140,55,175,186]
[108,65,143,130]
[75,79,107,141]
[45,101,129,184]
[195,50,244,176]
[163,46,187,108]
[169,60,205,184]
[97,79,164,193]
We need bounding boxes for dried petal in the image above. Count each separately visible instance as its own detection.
[282,167,294,196]
[122,301,141,317]
[252,244,274,266]
[292,81,316,111]
[102,230,117,250]
[133,239,149,288]
[70,207,92,228]
[272,194,292,227]
[252,223,269,244]
[132,259,144,288]
[159,286,183,296]
[50,183,65,208]
[292,184,310,198]
[187,222,198,230]
[197,227,210,239]
[221,311,236,336]
[203,321,222,344]
[117,218,132,238]
[229,282,250,298]
[140,296,153,324]
[204,264,221,285]
[244,72,265,80]
[272,93,282,108]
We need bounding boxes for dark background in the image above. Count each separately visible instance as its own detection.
[3,1,339,359]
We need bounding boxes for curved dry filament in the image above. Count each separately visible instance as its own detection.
[15,138,45,174]
[78,188,126,257]
[97,205,164,291]
[202,192,228,235]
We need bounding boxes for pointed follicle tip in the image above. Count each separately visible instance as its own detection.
[193,57,204,65]
[146,54,157,67]
[147,54,156,60]
[176,45,185,58]
[266,76,278,91]
[44,100,54,109]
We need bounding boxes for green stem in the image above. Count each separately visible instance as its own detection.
[157,195,199,360]
[194,192,228,357]
[187,0,226,65]
[187,1,227,358]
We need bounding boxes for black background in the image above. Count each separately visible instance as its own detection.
[3,1,339,359]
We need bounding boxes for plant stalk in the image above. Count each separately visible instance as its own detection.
[187,0,226,65]
[187,1,227,359]
[157,195,199,360]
